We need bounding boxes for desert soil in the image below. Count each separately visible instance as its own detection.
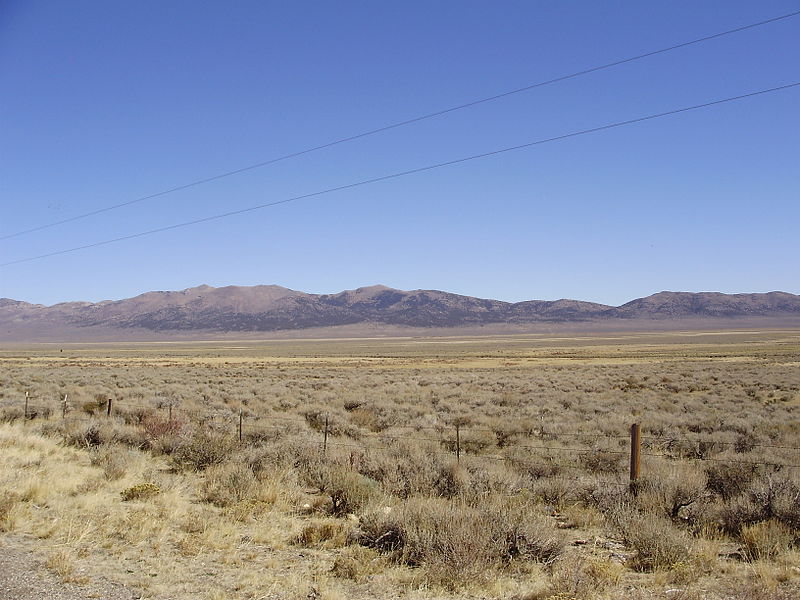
[0,534,139,600]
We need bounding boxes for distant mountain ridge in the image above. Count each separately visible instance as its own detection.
[1,285,799,341]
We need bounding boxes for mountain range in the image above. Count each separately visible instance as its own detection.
[2,284,799,341]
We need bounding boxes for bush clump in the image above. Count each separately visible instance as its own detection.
[294,519,351,548]
[612,507,691,571]
[356,497,565,587]
[120,482,161,501]
[171,430,238,471]
[740,519,794,560]
[320,466,381,516]
[90,444,133,480]
[330,546,381,581]
[201,461,259,507]
[706,463,757,501]
[0,491,21,532]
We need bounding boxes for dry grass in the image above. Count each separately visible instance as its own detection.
[0,329,798,599]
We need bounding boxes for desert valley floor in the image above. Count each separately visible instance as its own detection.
[0,328,798,600]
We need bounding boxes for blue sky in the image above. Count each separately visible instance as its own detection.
[1,0,798,307]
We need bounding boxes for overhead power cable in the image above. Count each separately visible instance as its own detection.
[2,81,797,268]
[1,9,798,241]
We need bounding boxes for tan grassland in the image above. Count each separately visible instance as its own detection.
[1,328,799,600]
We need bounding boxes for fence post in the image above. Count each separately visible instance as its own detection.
[62,394,68,419]
[629,423,641,495]
[238,410,243,442]
[455,423,461,463]
[24,392,29,420]
[168,402,173,424]
[323,413,329,455]
[107,398,113,417]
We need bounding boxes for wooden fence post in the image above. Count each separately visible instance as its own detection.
[107,398,113,417]
[629,423,641,495]
[24,392,29,420]
[168,402,173,424]
[455,423,461,463]
[323,413,329,455]
[238,410,243,442]
[62,394,68,419]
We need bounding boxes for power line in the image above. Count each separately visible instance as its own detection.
[2,81,798,268]
[2,9,798,242]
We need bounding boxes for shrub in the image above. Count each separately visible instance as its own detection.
[773,482,800,530]
[740,519,794,560]
[505,512,566,564]
[580,451,624,475]
[294,519,351,548]
[355,441,448,499]
[0,491,21,532]
[201,461,258,507]
[320,466,381,516]
[721,474,800,534]
[506,451,561,480]
[548,555,623,599]
[719,494,765,534]
[81,398,108,415]
[432,463,470,498]
[706,463,757,500]
[0,406,24,423]
[530,475,574,507]
[635,466,708,520]
[121,482,161,501]
[90,444,132,480]
[171,430,237,471]
[330,546,381,581]
[357,497,565,587]
[62,421,104,448]
[45,550,77,581]
[612,508,691,571]
[60,419,144,450]
[141,412,185,439]
[300,407,362,438]
[490,422,523,448]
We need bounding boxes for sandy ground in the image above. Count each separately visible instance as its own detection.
[0,534,140,600]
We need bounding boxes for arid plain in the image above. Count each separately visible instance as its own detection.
[1,329,799,600]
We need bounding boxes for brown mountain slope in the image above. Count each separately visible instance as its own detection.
[608,291,800,318]
[1,285,799,341]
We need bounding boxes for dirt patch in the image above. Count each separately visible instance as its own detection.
[0,535,140,600]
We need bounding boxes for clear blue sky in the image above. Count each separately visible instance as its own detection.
[1,0,798,307]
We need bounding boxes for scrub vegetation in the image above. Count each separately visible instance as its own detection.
[0,329,799,599]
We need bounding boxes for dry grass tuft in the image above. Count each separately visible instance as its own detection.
[45,549,78,582]
[741,519,795,560]
[294,518,352,548]
[0,490,21,531]
[330,546,382,581]
[547,554,624,599]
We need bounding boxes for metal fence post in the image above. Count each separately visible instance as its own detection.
[323,413,329,455]
[629,423,641,495]
[455,423,461,463]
